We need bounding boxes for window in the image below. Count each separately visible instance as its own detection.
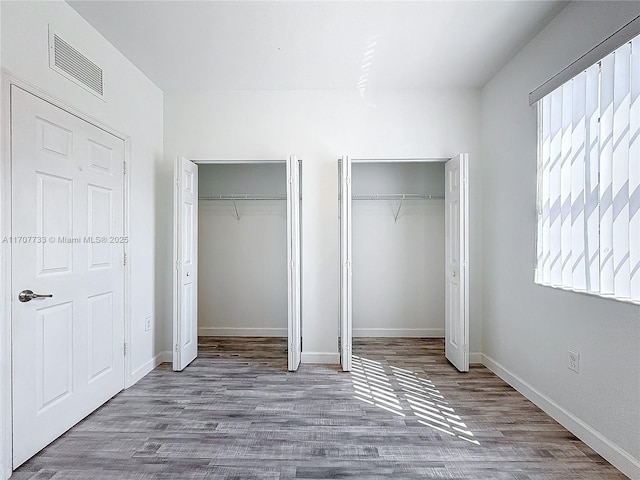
[535,34,639,304]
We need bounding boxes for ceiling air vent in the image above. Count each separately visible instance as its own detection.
[49,29,105,99]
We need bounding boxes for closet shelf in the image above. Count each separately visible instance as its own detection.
[352,193,444,200]
[199,194,287,222]
[345,193,444,223]
[199,194,287,201]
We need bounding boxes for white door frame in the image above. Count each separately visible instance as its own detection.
[339,156,469,371]
[0,70,132,479]
[176,158,302,371]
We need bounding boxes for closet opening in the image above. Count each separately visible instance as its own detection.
[339,156,469,372]
[173,157,302,372]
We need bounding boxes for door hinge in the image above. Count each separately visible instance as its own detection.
[175,343,180,353]
[289,260,295,270]
[123,161,128,175]
[123,343,128,356]
[176,260,180,270]
[123,252,128,266]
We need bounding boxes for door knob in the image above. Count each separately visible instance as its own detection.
[18,290,53,303]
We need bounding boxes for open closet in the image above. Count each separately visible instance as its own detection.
[173,157,302,372]
[339,155,469,373]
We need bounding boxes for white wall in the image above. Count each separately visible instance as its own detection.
[480,2,640,477]
[0,2,163,477]
[198,164,287,336]
[352,162,445,337]
[164,88,482,362]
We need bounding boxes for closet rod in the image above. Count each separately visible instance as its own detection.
[193,159,286,165]
[199,194,287,201]
[339,157,450,163]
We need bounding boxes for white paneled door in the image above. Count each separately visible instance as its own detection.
[444,154,469,372]
[339,156,353,372]
[11,86,125,466]
[173,157,199,371]
[286,155,302,371]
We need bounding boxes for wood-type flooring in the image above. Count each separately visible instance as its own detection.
[12,337,627,479]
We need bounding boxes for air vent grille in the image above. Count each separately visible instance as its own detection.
[50,32,104,98]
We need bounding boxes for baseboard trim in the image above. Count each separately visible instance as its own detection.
[352,328,444,338]
[301,352,340,364]
[129,351,171,386]
[198,327,287,337]
[481,354,640,479]
[469,352,483,365]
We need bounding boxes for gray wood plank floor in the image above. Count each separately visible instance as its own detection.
[12,337,626,479]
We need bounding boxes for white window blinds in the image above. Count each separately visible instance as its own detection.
[536,34,640,304]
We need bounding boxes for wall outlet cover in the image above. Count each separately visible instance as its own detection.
[568,350,580,373]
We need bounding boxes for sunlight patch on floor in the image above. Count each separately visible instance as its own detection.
[351,355,479,445]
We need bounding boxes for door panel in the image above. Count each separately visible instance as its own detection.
[182,282,194,351]
[88,139,114,174]
[87,292,114,382]
[11,86,125,466]
[36,173,73,274]
[340,156,352,372]
[173,157,198,370]
[35,302,73,411]
[445,154,469,372]
[88,186,113,268]
[183,202,194,266]
[287,156,302,371]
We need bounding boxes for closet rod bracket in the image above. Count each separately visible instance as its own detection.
[393,199,404,223]
[232,199,240,221]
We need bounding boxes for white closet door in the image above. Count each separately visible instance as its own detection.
[287,155,302,371]
[444,153,469,372]
[173,156,198,371]
[11,86,125,467]
[340,156,353,371]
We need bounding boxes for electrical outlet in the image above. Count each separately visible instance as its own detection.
[568,350,580,373]
[145,316,152,332]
